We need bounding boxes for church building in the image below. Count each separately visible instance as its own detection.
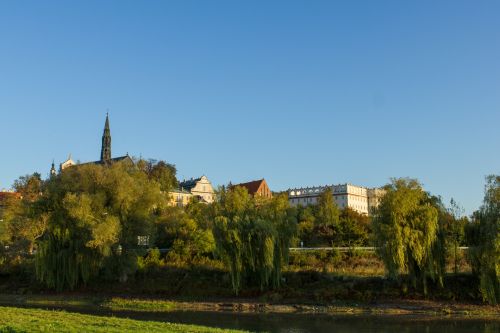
[57,114,132,172]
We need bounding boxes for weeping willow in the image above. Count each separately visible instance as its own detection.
[468,175,500,304]
[33,162,163,291]
[36,227,100,291]
[213,189,296,295]
[372,178,444,294]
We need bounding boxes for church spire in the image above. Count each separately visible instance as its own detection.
[100,113,112,163]
[50,160,56,177]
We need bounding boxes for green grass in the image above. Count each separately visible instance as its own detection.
[0,306,247,333]
[0,294,177,313]
[102,297,176,312]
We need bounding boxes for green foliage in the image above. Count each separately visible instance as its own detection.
[467,175,500,304]
[35,162,165,290]
[296,199,370,247]
[137,159,178,192]
[372,178,443,294]
[1,174,48,257]
[13,173,42,202]
[337,208,371,247]
[316,188,340,227]
[137,248,165,275]
[212,187,297,294]
[155,206,215,265]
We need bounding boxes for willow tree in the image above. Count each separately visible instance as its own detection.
[372,178,442,294]
[213,187,296,294]
[36,162,164,290]
[467,175,500,304]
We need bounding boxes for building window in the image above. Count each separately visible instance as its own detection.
[137,236,150,246]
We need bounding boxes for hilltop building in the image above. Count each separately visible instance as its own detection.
[169,176,215,206]
[169,188,195,207]
[288,183,384,215]
[58,114,132,172]
[179,176,215,203]
[232,179,272,199]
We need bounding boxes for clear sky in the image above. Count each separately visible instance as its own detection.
[0,1,499,214]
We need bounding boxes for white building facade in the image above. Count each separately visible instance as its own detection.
[288,184,385,215]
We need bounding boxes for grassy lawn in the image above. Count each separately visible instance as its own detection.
[0,306,247,333]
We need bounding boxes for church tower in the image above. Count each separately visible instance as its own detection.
[50,160,56,177]
[100,113,112,163]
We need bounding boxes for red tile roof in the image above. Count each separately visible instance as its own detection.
[0,192,22,202]
[232,179,266,195]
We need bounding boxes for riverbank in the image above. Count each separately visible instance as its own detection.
[0,294,498,318]
[0,306,247,333]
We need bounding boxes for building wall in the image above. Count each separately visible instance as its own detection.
[256,181,272,199]
[288,184,384,215]
[189,175,215,203]
[168,190,193,207]
[60,158,75,170]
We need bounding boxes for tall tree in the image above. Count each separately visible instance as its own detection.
[2,174,48,256]
[212,187,296,294]
[35,162,164,290]
[372,178,442,294]
[316,188,340,227]
[467,175,500,304]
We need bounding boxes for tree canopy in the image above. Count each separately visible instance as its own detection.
[35,162,165,290]
[467,175,500,304]
[372,178,442,294]
[212,187,297,294]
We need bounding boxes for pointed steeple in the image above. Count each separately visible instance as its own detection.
[50,160,56,177]
[100,113,112,163]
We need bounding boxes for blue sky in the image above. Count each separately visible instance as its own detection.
[0,1,499,214]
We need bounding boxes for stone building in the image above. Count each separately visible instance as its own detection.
[169,188,194,207]
[174,176,215,205]
[288,183,385,215]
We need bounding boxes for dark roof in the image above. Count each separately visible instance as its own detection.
[179,177,202,191]
[232,179,266,195]
[79,155,133,166]
[171,188,191,194]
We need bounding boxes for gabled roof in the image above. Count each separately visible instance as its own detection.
[179,177,202,191]
[232,179,266,195]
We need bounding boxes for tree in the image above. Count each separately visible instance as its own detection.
[372,178,442,294]
[137,159,178,192]
[316,188,340,227]
[212,187,296,294]
[338,207,371,247]
[467,175,500,304]
[155,206,215,265]
[13,173,42,202]
[35,162,164,290]
[1,174,48,256]
[296,205,315,246]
